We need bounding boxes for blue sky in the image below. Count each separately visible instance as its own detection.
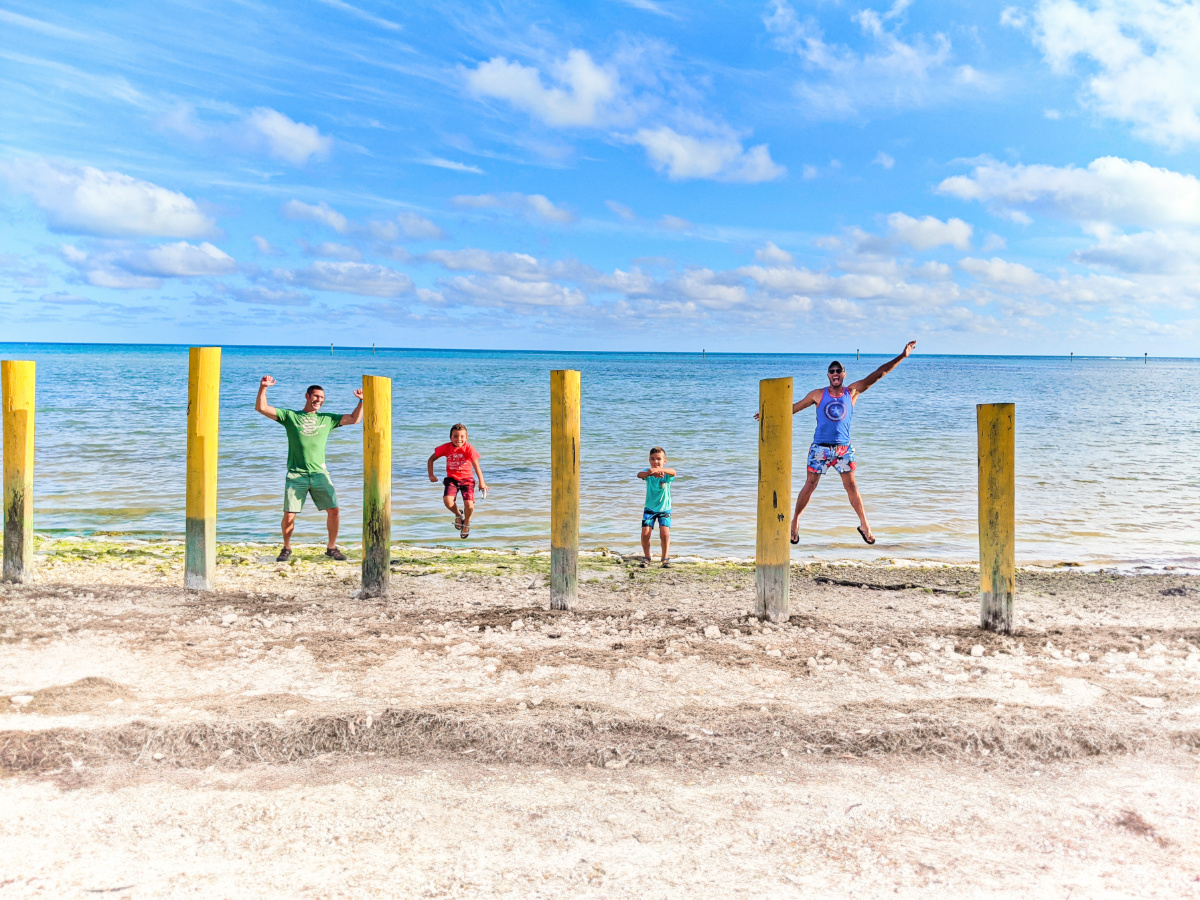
[2,0,1199,354]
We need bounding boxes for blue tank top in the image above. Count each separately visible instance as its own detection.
[813,388,853,445]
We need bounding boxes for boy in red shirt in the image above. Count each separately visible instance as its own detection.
[427,423,488,539]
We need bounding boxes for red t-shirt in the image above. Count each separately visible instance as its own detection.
[433,442,479,482]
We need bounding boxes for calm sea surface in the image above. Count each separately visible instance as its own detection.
[2,344,1198,567]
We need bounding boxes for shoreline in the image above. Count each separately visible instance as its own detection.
[28,533,1200,576]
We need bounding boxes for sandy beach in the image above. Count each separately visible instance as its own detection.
[1,539,1198,897]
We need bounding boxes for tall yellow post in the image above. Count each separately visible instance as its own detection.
[756,377,792,622]
[977,403,1015,633]
[361,375,392,599]
[550,369,580,611]
[2,361,35,583]
[185,347,221,591]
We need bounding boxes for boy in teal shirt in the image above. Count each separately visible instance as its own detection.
[637,446,676,568]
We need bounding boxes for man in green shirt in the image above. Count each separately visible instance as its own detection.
[256,376,363,562]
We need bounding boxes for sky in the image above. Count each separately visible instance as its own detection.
[2,0,1200,354]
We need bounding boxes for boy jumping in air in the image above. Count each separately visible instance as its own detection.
[638,447,675,568]
[427,424,487,539]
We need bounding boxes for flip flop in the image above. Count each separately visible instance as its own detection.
[857,526,876,545]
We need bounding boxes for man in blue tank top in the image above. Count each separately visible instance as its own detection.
[760,340,916,546]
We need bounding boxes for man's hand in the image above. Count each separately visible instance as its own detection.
[901,340,917,358]
[260,375,276,388]
[353,388,364,401]
[255,375,279,420]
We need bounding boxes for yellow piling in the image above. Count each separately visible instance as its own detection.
[756,377,793,622]
[977,403,1015,633]
[2,361,35,583]
[185,347,221,591]
[361,375,392,598]
[550,369,581,611]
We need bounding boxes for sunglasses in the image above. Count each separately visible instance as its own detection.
[828,368,843,374]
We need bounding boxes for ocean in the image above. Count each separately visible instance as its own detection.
[2,343,1198,568]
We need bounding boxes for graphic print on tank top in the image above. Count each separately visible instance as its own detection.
[813,388,853,445]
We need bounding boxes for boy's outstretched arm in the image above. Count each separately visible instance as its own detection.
[637,469,650,480]
[849,340,916,396]
[647,467,676,477]
[472,458,487,492]
[427,453,439,483]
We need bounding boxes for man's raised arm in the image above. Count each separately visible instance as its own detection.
[255,375,279,421]
[849,340,917,396]
[754,388,821,421]
[339,388,365,427]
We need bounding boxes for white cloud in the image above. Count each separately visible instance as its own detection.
[873,151,895,169]
[802,164,819,179]
[959,256,1044,288]
[765,0,985,119]
[253,235,282,256]
[361,212,445,242]
[420,157,484,174]
[464,50,619,127]
[658,214,693,231]
[243,108,333,166]
[122,241,237,277]
[755,242,794,264]
[885,213,972,250]
[277,261,413,297]
[452,192,576,225]
[281,199,349,233]
[441,274,586,308]
[938,156,1200,228]
[424,249,547,280]
[606,200,637,222]
[315,0,401,31]
[1026,0,1200,146]
[1071,230,1200,274]
[224,286,312,307]
[298,240,362,261]
[632,126,785,182]
[1,158,215,238]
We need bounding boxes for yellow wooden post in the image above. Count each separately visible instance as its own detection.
[550,369,580,611]
[185,347,221,591]
[756,377,792,622]
[361,375,392,599]
[977,403,1015,633]
[2,361,35,583]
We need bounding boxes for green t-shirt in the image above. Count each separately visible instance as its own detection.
[276,408,341,474]
[644,473,674,511]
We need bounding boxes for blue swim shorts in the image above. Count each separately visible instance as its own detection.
[641,507,672,529]
[807,443,856,475]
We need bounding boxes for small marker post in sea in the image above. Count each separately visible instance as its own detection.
[977,402,1015,634]
[756,376,793,623]
[330,343,334,356]
[361,375,392,599]
[2,359,36,583]
[1145,353,1148,364]
[550,369,580,611]
[185,347,221,592]
[857,349,860,361]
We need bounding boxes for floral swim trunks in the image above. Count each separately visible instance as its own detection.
[807,443,856,475]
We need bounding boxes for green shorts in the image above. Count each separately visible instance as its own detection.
[284,471,338,512]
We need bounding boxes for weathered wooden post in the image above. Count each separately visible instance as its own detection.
[2,360,35,583]
[977,402,1015,633]
[361,374,392,598]
[756,377,792,622]
[550,369,580,611]
[185,347,221,591]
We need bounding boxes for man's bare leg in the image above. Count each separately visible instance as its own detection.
[839,471,872,540]
[325,507,340,550]
[281,512,296,549]
[790,470,821,541]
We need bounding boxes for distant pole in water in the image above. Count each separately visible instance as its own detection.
[330,343,334,355]
[550,369,581,611]
[2,360,35,583]
[1070,352,1073,362]
[1145,352,1148,364]
[185,347,221,592]
[361,375,392,599]
[756,376,793,623]
[977,403,1015,634]
[857,349,860,361]
[372,343,376,356]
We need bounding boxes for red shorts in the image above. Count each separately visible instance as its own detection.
[443,476,475,502]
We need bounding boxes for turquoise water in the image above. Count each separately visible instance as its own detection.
[2,343,1198,566]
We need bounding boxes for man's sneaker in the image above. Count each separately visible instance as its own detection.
[276,547,292,562]
[325,547,346,561]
